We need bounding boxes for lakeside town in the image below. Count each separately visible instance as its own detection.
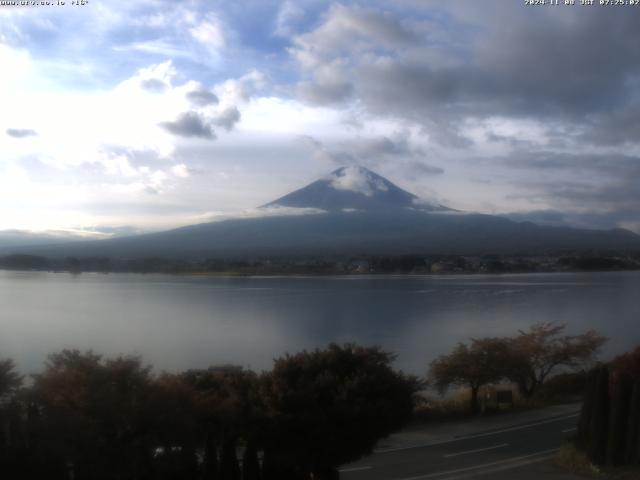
[1,252,639,275]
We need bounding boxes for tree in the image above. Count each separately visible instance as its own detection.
[612,347,640,465]
[241,441,260,480]
[587,365,609,465]
[0,358,22,400]
[151,373,201,480]
[606,371,633,465]
[262,343,419,479]
[625,381,640,465]
[576,346,640,467]
[506,323,606,398]
[0,358,24,476]
[180,365,263,480]
[429,338,512,414]
[612,346,640,380]
[31,350,158,480]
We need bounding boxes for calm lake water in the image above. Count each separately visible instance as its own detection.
[1,270,639,375]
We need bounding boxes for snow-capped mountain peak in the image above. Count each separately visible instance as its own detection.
[264,165,449,212]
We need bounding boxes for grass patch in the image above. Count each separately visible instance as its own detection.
[555,443,602,477]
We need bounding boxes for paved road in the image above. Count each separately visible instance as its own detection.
[340,411,580,480]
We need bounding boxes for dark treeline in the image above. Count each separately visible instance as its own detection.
[1,252,640,275]
[0,344,419,480]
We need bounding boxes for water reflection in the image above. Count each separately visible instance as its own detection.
[1,270,638,374]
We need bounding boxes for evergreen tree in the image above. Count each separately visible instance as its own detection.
[576,367,599,450]
[587,365,609,465]
[241,440,260,480]
[606,372,633,465]
[220,437,241,480]
[203,434,220,480]
[625,381,640,465]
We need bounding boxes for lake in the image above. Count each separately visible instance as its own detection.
[1,270,638,375]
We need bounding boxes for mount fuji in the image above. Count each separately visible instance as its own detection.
[264,166,450,213]
[4,166,640,259]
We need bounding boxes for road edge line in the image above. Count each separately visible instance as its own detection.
[376,413,578,453]
[394,448,559,480]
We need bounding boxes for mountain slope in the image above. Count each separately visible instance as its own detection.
[3,167,640,259]
[0,230,95,249]
[7,211,640,259]
[264,166,450,212]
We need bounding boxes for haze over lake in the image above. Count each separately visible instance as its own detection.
[2,270,638,375]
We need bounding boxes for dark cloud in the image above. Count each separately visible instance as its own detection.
[348,135,412,159]
[505,152,640,179]
[159,112,216,139]
[502,152,640,232]
[300,135,358,166]
[580,100,640,146]
[503,209,640,233]
[290,3,640,150]
[407,161,443,176]
[159,107,240,139]
[6,128,37,138]
[140,78,167,93]
[212,106,241,131]
[298,79,353,105]
[302,134,444,177]
[186,89,219,106]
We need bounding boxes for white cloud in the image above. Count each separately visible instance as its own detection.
[215,69,266,107]
[102,155,139,178]
[113,40,198,61]
[0,44,31,90]
[329,166,388,197]
[275,1,305,37]
[190,14,226,50]
[171,163,190,178]
[201,205,327,223]
[0,1,635,235]
[0,47,268,230]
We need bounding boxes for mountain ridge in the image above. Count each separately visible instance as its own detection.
[2,166,639,259]
[263,166,450,213]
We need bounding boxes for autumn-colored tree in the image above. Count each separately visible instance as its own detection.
[0,357,23,450]
[429,338,512,414]
[180,365,263,480]
[0,358,24,476]
[506,323,607,398]
[0,358,22,400]
[151,373,201,480]
[611,346,640,380]
[262,343,419,479]
[31,350,157,480]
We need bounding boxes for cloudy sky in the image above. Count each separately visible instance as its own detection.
[1,0,639,236]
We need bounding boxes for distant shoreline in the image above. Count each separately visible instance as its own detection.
[1,251,639,277]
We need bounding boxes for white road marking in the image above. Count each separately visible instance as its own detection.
[562,427,577,433]
[376,413,579,453]
[395,448,559,480]
[443,443,508,458]
[339,466,372,473]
